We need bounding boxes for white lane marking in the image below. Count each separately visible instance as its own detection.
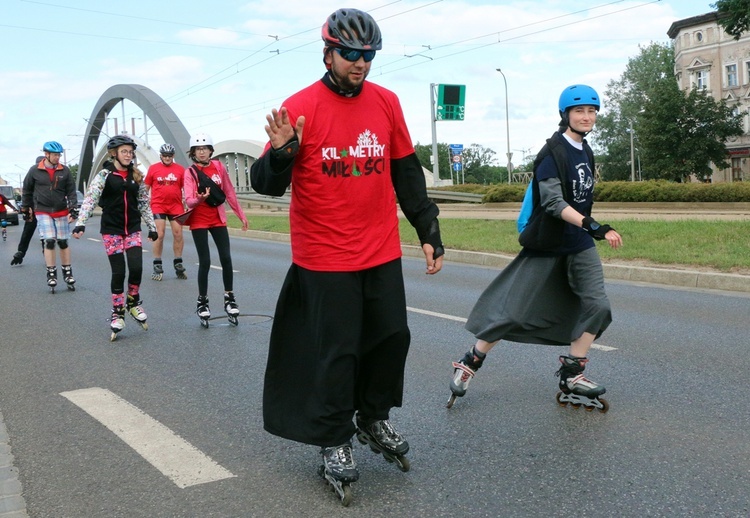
[406,306,617,351]
[408,306,467,323]
[60,387,235,488]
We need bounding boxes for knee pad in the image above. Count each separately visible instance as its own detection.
[57,239,69,249]
[45,239,56,250]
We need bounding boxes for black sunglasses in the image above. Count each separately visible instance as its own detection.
[335,47,376,63]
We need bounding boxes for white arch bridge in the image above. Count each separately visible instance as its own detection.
[78,84,264,194]
[78,84,440,197]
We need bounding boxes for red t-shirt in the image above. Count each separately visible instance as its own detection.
[280,80,415,271]
[186,162,223,230]
[145,162,185,215]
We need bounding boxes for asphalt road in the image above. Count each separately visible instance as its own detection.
[1,220,749,517]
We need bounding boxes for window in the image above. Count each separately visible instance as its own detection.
[746,60,750,84]
[696,69,709,89]
[696,31,703,42]
[731,157,742,181]
[726,64,738,87]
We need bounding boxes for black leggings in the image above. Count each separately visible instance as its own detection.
[191,226,233,297]
[108,247,143,294]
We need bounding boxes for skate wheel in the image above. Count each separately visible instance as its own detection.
[141,323,149,331]
[200,320,209,329]
[598,398,610,413]
[395,456,410,472]
[555,392,567,407]
[110,332,117,342]
[340,485,352,507]
[584,405,594,412]
[446,394,458,409]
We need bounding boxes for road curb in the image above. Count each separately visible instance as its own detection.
[234,229,750,294]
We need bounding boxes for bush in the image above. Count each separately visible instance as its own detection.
[477,180,750,203]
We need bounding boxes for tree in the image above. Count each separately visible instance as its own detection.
[414,142,505,184]
[594,41,743,182]
[712,0,750,40]
[639,81,744,182]
[593,42,675,180]
[414,142,450,179]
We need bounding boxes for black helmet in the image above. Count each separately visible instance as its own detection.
[322,8,382,51]
[107,135,137,150]
[159,143,175,155]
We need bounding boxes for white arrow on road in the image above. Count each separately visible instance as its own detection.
[60,387,235,488]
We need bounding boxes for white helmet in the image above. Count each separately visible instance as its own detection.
[189,133,213,148]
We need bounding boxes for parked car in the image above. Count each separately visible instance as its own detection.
[0,185,19,225]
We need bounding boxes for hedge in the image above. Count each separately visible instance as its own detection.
[438,180,750,203]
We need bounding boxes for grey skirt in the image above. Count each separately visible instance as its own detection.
[466,247,612,346]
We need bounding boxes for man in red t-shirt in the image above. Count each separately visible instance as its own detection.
[145,143,187,280]
[251,8,444,497]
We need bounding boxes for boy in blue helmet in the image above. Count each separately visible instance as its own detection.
[447,84,623,412]
[22,142,78,291]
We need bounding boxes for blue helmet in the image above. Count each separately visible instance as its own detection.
[558,84,600,116]
[42,141,64,153]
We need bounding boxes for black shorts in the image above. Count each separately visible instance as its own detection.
[153,213,177,221]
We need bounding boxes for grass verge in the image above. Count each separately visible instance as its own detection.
[228,215,750,274]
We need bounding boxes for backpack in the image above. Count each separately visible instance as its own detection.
[517,132,594,251]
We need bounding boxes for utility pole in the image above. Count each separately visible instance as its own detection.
[629,120,636,182]
[430,83,439,186]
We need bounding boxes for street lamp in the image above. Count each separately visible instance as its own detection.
[496,68,512,184]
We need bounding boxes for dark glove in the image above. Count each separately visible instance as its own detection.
[418,219,445,260]
[72,225,85,235]
[148,231,159,242]
[69,207,79,220]
[582,216,614,240]
[20,206,32,222]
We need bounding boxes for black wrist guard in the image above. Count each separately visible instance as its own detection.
[69,207,79,220]
[582,216,613,240]
[148,231,159,242]
[73,225,85,235]
[270,134,299,160]
[418,219,445,260]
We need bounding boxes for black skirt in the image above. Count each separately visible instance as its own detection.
[466,247,612,346]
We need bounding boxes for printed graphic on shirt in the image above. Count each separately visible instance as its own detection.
[321,129,386,178]
[572,161,594,204]
[153,172,180,186]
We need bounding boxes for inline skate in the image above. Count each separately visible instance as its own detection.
[126,294,149,331]
[46,266,57,294]
[62,265,76,291]
[446,347,485,408]
[151,260,163,281]
[355,415,410,472]
[224,292,239,326]
[318,442,358,507]
[555,355,609,413]
[174,259,187,280]
[109,306,126,342]
[196,295,210,328]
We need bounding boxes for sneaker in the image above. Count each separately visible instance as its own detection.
[320,442,359,483]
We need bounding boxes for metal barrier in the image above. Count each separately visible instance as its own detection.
[238,190,485,206]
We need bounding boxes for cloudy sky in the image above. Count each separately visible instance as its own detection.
[1,0,716,186]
